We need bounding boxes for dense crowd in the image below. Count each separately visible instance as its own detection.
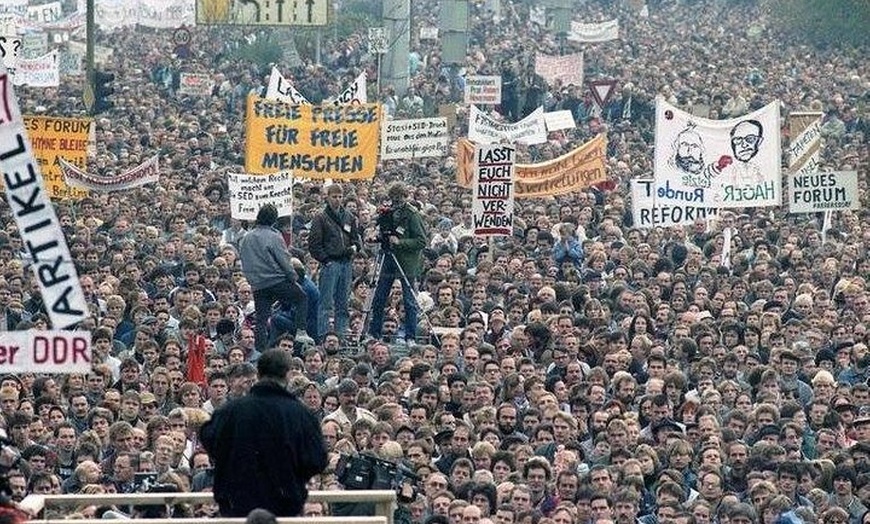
[1,0,870,523]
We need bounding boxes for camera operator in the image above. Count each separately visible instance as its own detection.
[367,182,428,343]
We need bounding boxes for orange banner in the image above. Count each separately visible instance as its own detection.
[456,134,608,198]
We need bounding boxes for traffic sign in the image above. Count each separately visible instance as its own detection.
[196,0,328,26]
[172,26,192,46]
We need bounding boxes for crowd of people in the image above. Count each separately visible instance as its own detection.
[1,0,869,523]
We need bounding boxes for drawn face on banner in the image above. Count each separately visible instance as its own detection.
[730,120,764,162]
[674,127,705,174]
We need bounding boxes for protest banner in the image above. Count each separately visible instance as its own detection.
[22,31,49,59]
[534,52,584,87]
[178,72,213,96]
[95,0,140,31]
[464,75,501,105]
[59,155,159,192]
[654,97,781,209]
[789,171,858,214]
[419,26,438,40]
[567,19,619,42]
[0,69,89,328]
[368,27,388,54]
[23,115,90,199]
[27,2,62,25]
[457,134,608,198]
[138,0,196,29]
[468,105,547,145]
[381,117,448,160]
[0,2,27,18]
[245,96,381,180]
[266,66,310,104]
[0,35,21,72]
[11,49,58,87]
[787,111,823,177]
[58,46,83,76]
[472,143,515,237]
[228,171,294,220]
[544,110,576,131]
[329,72,367,105]
[0,330,92,374]
[631,179,719,228]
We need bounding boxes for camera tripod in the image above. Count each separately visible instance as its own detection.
[361,248,440,346]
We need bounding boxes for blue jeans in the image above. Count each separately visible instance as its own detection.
[317,260,352,340]
[252,279,307,352]
[267,276,320,349]
[368,255,417,341]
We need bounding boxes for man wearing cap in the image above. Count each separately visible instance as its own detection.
[368,181,428,343]
[239,203,309,352]
[201,349,327,517]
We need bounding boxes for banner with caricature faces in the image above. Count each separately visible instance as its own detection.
[653,97,781,209]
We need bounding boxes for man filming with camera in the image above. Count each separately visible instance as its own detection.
[367,182,428,343]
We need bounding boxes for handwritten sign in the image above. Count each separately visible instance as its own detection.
[631,179,719,228]
[464,75,501,105]
[60,155,159,192]
[178,72,213,96]
[789,171,858,214]
[534,52,584,87]
[472,143,515,237]
[11,49,58,87]
[23,115,90,199]
[228,171,294,220]
[468,105,547,145]
[381,117,448,160]
[244,96,381,180]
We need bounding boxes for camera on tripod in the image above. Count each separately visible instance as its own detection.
[336,453,420,503]
[375,205,397,250]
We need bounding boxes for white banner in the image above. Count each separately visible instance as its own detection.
[654,97,781,209]
[534,53,584,87]
[464,75,502,105]
[0,330,92,373]
[138,0,195,29]
[329,72,367,105]
[0,67,89,328]
[94,0,139,31]
[228,171,294,220]
[22,31,48,59]
[178,72,213,96]
[468,105,548,146]
[266,66,309,105]
[0,2,27,18]
[631,179,719,228]
[473,143,515,237]
[59,155,159,192]
[567,19,619,42]
[12,49,58,87]
[381,117,448,160]
[419,26,438,40]
[0,35,22,71]
[789,171,859,214]
[26,2,62,25]
[544,110,576,131]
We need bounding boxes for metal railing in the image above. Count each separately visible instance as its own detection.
[23,491,397,524]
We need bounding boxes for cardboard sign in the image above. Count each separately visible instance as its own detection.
[0,71,89,328]
[787,112,823,177]
[178,72,213,96]
[245,96,381,180]
[381,117,448,160]
[789,171,859,214]
[464,75,501,105]
[631,179,719,228]
[544,110,576,131]
[228,171,294,220]
[23,115,90,199]
[0,330,92,373]
[472,143,515,237]
[368,27,387,54]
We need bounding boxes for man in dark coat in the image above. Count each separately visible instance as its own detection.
[200,349,328,517]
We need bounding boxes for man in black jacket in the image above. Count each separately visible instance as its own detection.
[200,349,328,517]
[308,184,361,342]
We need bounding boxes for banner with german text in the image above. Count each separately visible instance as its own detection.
[244,96,381,180]
[654,97,781,209]
[457,134,607,198]
[60,155,159,192]
[468,105,547,146]
[23,115,90,199]
[534,53,584,87]
[567,19,619,42]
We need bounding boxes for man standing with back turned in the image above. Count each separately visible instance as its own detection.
[239,204,308,351]
[200,349,327,517]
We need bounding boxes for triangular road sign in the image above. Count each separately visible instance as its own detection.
[588,79,618,109]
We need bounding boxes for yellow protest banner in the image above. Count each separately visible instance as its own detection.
[245,96,381,180]
[23,116,90,199]
[456,134,608,198]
